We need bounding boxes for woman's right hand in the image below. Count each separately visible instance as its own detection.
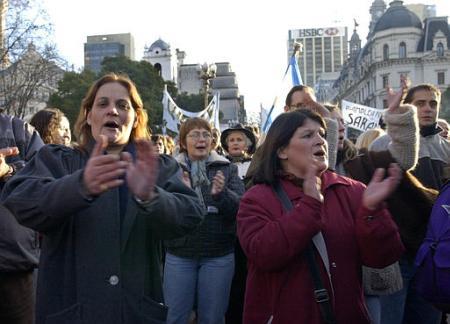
[302,159,324,203]
[83,135,128,196]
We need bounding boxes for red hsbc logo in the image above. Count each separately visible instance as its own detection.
[325,28,339,36]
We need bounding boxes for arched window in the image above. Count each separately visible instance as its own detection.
[399,42,407,58]
[437,42,444,57]
[383,44,389,60]
[154,63,162,77]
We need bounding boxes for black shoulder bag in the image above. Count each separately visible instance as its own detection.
[273,182,336,324]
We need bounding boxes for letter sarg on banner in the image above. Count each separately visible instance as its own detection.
[341,100,383,132]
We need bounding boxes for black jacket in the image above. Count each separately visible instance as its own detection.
[1,144,204,324]
[0,113,44,272]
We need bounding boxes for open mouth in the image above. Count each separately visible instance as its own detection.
[104,121,120,129]
[313,150,326,158]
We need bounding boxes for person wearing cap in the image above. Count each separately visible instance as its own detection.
[221,124,256,180]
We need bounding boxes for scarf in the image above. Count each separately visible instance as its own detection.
[420,122,441,137]
[188,158,210,209]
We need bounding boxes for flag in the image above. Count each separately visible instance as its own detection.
[262,54,303,133]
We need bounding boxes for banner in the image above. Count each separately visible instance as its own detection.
[162,86,220,135]
[341,100,383,132]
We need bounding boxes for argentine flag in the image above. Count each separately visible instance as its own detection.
[261,55,303,133]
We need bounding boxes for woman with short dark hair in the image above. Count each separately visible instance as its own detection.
[237,109,404,324]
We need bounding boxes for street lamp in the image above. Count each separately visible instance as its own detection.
[198,62,217,109]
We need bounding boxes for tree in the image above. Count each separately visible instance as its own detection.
[0,0,65,119]
[49,56,172,133]
[174,92,205,112]
[47,69,97,126]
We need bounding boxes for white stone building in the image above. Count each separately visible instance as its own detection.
[333,0,450,109]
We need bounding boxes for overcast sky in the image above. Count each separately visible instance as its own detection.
[42,0,450,120]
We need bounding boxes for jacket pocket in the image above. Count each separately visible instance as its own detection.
[139,295,168,323]
[45,303,84,324]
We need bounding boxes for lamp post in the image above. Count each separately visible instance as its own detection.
[199,62,217,109]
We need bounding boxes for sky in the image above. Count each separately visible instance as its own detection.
[42,0,450,122]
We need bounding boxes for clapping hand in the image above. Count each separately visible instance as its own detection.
[83,135,128,196]
[0,147,19,178]
[363,163,402,210]
[211,170,225,196]
[121,139,159,201]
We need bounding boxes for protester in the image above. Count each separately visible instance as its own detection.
[245,85,338,187]
[1,73,204,324]
[221,123,256,179]
[219,123,256,324]
[165,134,176,155]
[355,128,386,151]
[371,83,450,190]
[211,127,224,156]
[237,109,404,323]
[164,117,245,324]
[30,108,72,146]
[151,133,167,154]
[369,83,446,324]
[0,112,44,324]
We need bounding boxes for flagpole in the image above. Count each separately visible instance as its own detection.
[262,43,302,132]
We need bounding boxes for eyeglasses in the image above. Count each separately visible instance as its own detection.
[187,132,212,140]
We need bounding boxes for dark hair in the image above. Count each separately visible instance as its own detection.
[284,85,315,107]
[30,108,66,144]
[178,117,212,153]
[253,109,325,185]
[403,84,441,104]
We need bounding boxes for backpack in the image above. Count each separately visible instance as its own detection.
[414,182,450,312]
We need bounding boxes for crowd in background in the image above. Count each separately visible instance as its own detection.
[0,72,449,324]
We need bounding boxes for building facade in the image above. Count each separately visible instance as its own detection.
[84,33,135,73]
[333,0,450,111]
[287,26,348,91]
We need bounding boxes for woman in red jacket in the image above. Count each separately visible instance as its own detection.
[237,109,404,324]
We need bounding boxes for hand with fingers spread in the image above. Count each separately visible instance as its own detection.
[386,75,410,115]
[83,135,128,196]
[123,139,159,202]
[363,163,402,210]
[0,147,19,179]
[211,170,225,196]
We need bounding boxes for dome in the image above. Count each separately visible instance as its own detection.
[149,38,170,52]
[373,0,422,33]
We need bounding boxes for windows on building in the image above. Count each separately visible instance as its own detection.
[382,75,389,88]
[383,44,389,60]
[437,71,445,85]
[399,42,407,58]
[437,42,444,57]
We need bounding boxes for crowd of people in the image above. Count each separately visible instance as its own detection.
[0,72,449,324]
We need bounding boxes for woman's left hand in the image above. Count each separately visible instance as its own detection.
[122,140,159,201]
[363,163,402,210]
[211,170,225,196]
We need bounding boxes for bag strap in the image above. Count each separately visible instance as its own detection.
[273,181,336,324]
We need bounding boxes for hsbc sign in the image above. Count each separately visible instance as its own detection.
[291,27,346,38]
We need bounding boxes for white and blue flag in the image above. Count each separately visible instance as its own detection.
[261,54,303,133]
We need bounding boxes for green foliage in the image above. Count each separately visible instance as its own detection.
[174,92,206,112]
[48,56,171,134]
[47,69,97,129]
